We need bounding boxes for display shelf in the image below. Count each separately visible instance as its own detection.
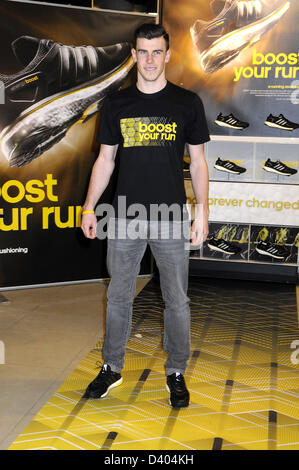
[189,256,297,268]
[185,136,299,281]
[189,258,298,283]
[210,135,299,144]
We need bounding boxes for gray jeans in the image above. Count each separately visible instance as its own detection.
[102,218,191,376]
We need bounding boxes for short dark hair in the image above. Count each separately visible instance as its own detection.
[133,23,169,50]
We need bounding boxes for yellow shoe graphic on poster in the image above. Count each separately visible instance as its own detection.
[256,227,269,242]
[293,232,299,248]
[275,227,289,244]
[190,0,290,73]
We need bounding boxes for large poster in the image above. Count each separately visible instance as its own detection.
[0,0,154,288]
[163,0,299,137]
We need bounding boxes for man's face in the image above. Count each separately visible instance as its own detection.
[131,36,171,83]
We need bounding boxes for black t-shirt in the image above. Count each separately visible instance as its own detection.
[97,81,210,220]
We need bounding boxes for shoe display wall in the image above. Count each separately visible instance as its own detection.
[190,221,298,265]
[163,0,299,279]
[194,140,299,184]
[185,137,299,277]
[249,225,299,263]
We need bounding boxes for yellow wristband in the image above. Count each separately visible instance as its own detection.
[82,210,95,215]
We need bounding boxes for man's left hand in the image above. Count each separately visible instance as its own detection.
[190,215,209,246]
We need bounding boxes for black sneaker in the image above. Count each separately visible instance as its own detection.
[264,113,299,131]
[166,373,190,408]
[190,0,290,73]
[214,157,246,174]
[215,112,249,130]
[262,158,298,176]
[0,36,132,167]
[83,364,123,399]
[207,237,241,255]
[255,241,289,260]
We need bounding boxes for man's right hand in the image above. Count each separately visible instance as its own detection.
[81,213,97,239]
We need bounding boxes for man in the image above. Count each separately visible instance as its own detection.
[81,23,210,408]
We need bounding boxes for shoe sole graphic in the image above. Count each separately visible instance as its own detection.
[255,247,286,259]
[214,163,244,174]
[192,2,290,73]
[264,121,294,131]
[85,376,123,399]
[0,55,134,167]
[214,119,245,130]
[262,165,293,176]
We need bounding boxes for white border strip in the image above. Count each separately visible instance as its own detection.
[0,274,152,291]
[7,0,157,16]
[210,135,299,144]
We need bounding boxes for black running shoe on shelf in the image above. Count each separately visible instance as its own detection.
[214,157,246,174]
[190,0,290,73]
[166,373,190,408]
[262,158,298,176]
[215,112,249,130]
[0,36,133,167]
[264,113,299,131]
[255,241,289,260]
[207,237,241,255]
[83,364,123,399]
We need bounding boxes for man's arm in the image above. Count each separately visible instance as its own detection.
[188,143,209,246]
[81,143,118,239]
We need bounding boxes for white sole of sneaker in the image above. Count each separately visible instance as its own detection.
[255,247,285,259]
[100,377,123,398]
[165,384,172,406]
[194,2,290,73]
[214,120,245,130]
[214,163,242,174]
[208,245,236,255]
[264,121,294,131]
[262,165,292,176]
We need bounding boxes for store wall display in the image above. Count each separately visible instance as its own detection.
[191,222,250,260]
[163,0,299,279]
[0,0,155,288]
[255,142,299,183]
[163,0,298,138]
[184,170,299,274]
[250,224,298,263]
[190,221,299,266]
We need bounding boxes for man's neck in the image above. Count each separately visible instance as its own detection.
[136,75,167,94]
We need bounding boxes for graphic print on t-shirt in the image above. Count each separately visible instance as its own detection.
[120,116,177,147]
